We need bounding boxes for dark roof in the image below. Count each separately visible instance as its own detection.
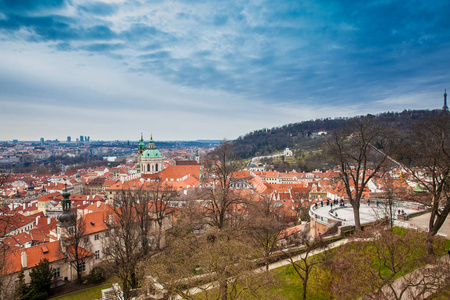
[175,160,199,166]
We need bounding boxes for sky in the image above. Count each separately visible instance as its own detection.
[0,0,449,141]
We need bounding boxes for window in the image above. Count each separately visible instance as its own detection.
[95,250,100,260]
[104,232,109,238]
[94,234,99,240]
[80,261,86,272]
[84,237,89,244]
[53,267,60,279]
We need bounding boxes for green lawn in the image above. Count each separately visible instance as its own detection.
[269,258,334,300]
[51,277,120,300]
[268,227,449,300]
[51,283,112,300]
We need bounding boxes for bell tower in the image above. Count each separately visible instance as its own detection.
[137,133,146,173]
[57,182,77,251]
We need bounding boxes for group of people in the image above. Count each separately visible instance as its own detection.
[318,199,345,208]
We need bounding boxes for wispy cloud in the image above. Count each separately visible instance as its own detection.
[0,0,449,140]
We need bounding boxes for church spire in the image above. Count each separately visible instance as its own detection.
[57,181,76,225]
[148,134,155,149]
[138,133,146,151]
[443,89,448,111]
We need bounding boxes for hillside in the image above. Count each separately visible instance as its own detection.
[232,109,441,162]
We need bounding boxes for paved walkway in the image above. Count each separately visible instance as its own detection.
[370,255,450,300]
[312,202,422,227]
[397,212,450,238]
[260,238,349,271]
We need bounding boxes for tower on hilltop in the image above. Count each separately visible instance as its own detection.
[443,89,448,111]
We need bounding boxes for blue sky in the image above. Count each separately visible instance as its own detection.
[0,0,449,141]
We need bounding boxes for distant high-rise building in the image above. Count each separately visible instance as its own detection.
[67,136,71,142]
[40,137,44,145]
[80,135,84,142]
[87,136,90,142]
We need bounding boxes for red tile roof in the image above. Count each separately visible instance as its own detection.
[5,241,65,274]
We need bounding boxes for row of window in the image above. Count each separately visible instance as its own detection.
[82,231,109,243]
[52,253,100,280]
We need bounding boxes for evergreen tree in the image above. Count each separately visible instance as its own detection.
[29,258,53,299]
[15,268,30,300]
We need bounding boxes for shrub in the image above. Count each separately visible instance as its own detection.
[89,266,106,283]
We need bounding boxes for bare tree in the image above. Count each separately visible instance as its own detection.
[401,113,450,254]
[329,227,448,300]
[0,241,15,300]
[202,140,244,229]
[283,233,327,300]
[246,195,286,271]
[134,182,176,253]
[65,216,92,284]
[103,190,145,300]
[0,169,16,299]
[327,116,393,231]
[148,227,277,300]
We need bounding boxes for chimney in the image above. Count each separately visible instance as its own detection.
[97,201,101,208]
[48,218,51,225]
[109,214,114,225]
[23,203,26,210]
[21,251,27,269]
[36,216,39,226]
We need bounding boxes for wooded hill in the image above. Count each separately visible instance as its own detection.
[232,109,441,162]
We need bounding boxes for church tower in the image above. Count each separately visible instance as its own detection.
[195,149,200,164]
[57,183,76,244]
[137,134,146,173]
[56,183,77,253]
[140,135,164,175]
[443,89,448,111]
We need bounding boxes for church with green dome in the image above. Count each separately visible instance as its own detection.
[137,134,164,175]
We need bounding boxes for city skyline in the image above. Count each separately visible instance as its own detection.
[0,0,449,141]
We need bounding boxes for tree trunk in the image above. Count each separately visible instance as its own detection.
[157,221,163,250]
[77,268,82,284]
[265,256,269,271]
[352,203,361,231]
[426,232,434,255]
[220,280,228,300]
[302,273,308,300]
[122,278,131,300]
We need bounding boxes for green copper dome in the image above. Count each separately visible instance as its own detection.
[141,149,163,158]
[141,135,162,158]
